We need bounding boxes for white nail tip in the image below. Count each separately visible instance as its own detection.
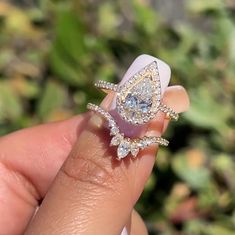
[119,54,171,94]
[120,227,129,235]
[109,54,171,137]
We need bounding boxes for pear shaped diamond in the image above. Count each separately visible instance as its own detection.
[116,62,161,125]
[117,140,131,159]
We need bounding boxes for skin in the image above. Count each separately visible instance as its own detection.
[0,85,189,235]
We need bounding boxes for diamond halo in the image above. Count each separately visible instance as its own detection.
[116,61,161,125]
[94,61,179,122]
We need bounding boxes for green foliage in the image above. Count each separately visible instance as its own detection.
[0,0,234,234]
[0,81,22,121]
[37,81,68,121]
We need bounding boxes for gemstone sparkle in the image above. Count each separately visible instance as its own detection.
[116,61,161,125]
[87,103,170,159]
[117,140,130,159]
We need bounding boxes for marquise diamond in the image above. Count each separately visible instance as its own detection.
[130,143,139,157]
[110,134,123,146]
[117,140,131,159]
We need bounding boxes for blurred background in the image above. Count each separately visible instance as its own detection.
[0,0,235,234]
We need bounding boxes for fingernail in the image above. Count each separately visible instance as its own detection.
[161,85,190,133]
[120,227,129,235]
[107,54,171,137]
[89,114,103,129]
[162,85,190,113]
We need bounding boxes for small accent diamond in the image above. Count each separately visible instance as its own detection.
[117,140,131,159]
[110,126,119,135]
[110,134,123,146]
[130,143,139,157]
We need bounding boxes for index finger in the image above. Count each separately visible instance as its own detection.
[25,55,190,235]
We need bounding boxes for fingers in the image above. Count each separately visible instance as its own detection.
[0,115,87,235]
[164,86,190,113]
[121,210,148,235]
[25,55,190,235]
[162,86,190,133]
[129,210,148,235]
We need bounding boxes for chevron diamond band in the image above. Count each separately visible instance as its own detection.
[87,103,169,160]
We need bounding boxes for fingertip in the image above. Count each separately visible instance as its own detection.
[161,86,190,133]
[163,85,190,113]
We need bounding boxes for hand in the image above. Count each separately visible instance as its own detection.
[0,83,189,235]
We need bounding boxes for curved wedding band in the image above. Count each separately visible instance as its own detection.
[87,103,169,160]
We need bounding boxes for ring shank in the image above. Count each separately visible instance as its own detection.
[94,80,119,92]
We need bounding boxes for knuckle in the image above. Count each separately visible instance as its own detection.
[61,153,117,191]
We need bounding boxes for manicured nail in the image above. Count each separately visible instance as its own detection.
[108,54,171,137]
[162,85,190,113]
[161,85,190,133]
[120,227,129,235]
[89,114,104,129]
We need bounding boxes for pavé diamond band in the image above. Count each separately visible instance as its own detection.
[95,61,178,125]
[87,103,169,160]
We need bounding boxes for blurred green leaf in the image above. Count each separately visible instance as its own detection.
[132,1,159,35]
[98,2,119,35]
[184,219,205,235]
[0,81,22,121]
[50,9,88,86]
[172,150,211,190]
[37,81,67,120]
[187,0,225,13]
[212,154,235,191]
[206,224,235,235]
[185,86,231,133]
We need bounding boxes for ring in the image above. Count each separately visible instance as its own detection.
[95,61,178,125]
[87,58,178,160]
[87,103,169,160]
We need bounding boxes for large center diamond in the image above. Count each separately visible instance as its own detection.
[116,61,161,125]
[124,94,152,114]
[124,94,138,109]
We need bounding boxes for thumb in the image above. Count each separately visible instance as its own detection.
[25,55,189,235]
